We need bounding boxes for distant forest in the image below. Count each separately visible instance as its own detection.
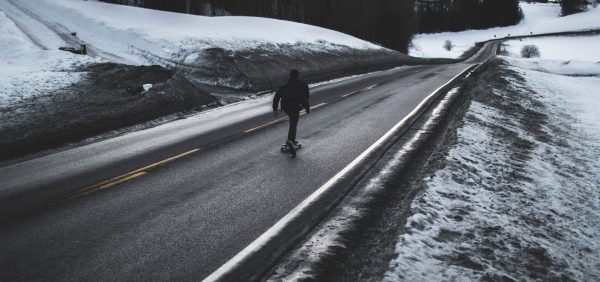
[415,0,521,33]
[101,0,524,52]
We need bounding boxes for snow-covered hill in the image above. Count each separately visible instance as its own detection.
[4,0,402,90]
[410,3,600,58]
[15,0,381,62]
[0,8,100,108]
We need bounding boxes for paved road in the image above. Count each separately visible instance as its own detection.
[0,36,498,280]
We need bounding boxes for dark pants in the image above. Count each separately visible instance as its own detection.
[284,108,300,142]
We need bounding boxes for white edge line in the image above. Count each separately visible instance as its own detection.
[203,64,478,282]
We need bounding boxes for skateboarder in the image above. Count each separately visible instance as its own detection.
[273,69,310,157]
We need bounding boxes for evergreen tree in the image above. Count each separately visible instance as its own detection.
[415,0,521,33]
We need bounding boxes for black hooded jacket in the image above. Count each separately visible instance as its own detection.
[273,78,310,113]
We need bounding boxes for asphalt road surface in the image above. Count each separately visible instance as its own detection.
[0,42,498,280]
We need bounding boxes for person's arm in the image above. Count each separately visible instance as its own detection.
[302,83,310,113]
[273,87,282,111]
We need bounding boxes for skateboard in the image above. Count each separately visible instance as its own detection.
[280,143,302,153]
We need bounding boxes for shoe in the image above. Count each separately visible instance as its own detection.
[286,140,296,157]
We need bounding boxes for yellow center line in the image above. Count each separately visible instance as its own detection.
[361,84,377,92]
[341,84,377,98]
[244,117,287,133]
[312,102,327,109]
[301,102,326,116]
[69,172,147,199]
[62,148,202,201]
[246,102,327,132]
[129,148,202,175]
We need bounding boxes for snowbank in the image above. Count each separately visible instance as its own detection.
[386,33,600,281]
[9,0,399,90]
[411,3,600,59]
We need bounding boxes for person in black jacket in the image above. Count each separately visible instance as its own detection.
[273,69,310,156]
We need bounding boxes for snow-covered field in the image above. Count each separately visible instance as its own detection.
[504,36,600,62]
[502,35,600,76]
[0,7,100,108]
[386,37,600,280]
[410,3,600,59]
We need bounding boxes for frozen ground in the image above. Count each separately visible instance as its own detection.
[410,3,600,59]
[385,39,600,280]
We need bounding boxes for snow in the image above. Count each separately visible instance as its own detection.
[142,84,153,92]
[410,3,600,59]
[504,36,600,62]
[11,0,381,66]
[385,70,600,281]
[501,56,600,77]
[386,37,600,280]
[501,34,600,76]
[0,0,65,51]
[0,7,100,108]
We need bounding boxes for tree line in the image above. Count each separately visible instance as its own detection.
[415,0,521,33]
[101,0,524,53]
